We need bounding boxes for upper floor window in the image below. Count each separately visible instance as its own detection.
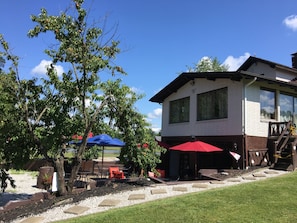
[169,97,190,123]
[197,87,228,121]
[260,88,275,120]
[280,93,293,122]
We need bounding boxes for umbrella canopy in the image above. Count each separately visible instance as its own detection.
[86,134,125,178]
[87,134,125,147]
[170,141,223,179]
[170,141,223,152]
[69,134,125,147]
[69,134,125,178]
[156,140,170,149]
[71,132,93,142]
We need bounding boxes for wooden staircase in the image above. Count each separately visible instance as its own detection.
[269,121,297,171]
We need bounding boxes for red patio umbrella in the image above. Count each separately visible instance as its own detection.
[170,141,223,152]
[170,141,223,178]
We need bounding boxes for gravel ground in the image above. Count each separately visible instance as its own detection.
[1,167,289,223]
[0,172,47,207]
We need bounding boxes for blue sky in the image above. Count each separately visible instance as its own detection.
[1,0,297,132]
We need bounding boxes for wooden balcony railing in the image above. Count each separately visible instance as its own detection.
[268,121,290,138]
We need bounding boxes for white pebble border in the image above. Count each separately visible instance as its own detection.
[8,168,289,223]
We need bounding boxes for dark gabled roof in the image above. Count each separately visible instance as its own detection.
[150,72,241,103]
[237,56,297,73]
[149,56,297,103]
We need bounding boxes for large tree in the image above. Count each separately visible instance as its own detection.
[97,80,166,176]
[188,56,229,72]
[0,0,165,195]
[26,0,127,195]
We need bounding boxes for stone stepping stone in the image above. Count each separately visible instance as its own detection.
[172,187,188,192]
[253,173,266,177]
[20,216,44,223]
[264,170,280,174]
[210,181,225,184]
[227,178,242,182]
[192,183,208,188]
[151,189,167,195]
[64,205,90,215]
[99,199,121,207]
[242,176,256,180]
[128,194,146,200]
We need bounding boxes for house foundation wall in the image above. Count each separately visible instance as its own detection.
[161,135,270,173]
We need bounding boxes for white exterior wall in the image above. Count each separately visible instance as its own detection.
[247,63,276,79]
[244,83,267,137]
[161,78,243,137]
[248,63,297,82]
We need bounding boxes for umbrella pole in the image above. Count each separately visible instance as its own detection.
[101,146,104,178]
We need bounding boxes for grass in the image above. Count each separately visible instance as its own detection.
[8,169,38,177]
[55,172,297,223]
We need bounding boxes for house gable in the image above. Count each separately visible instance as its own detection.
[238,56,297,83]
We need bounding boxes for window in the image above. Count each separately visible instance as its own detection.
[197,87,228,121]
[280,93,293,122]
[260,88,275,120]
[279,93,297,124]
[169,97,190,123]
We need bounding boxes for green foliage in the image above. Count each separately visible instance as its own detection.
[82,145,102,160]
[94,81,165,175]
[92,79,166,175]
[0,0,164,193]
[188,56,229,72]
[0,34,38,167]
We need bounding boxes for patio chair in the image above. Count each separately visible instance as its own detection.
[109,166,125,179]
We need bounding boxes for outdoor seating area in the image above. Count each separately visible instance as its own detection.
[61,159,128,190]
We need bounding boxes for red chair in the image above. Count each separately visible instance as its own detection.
[109,166,125,179]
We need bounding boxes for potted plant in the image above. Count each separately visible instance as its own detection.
[42,173,52,190]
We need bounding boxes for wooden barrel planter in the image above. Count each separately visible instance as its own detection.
[36,166,54,189]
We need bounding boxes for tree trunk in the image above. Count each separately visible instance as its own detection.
[54,157,67,196]
[66,157,82,193]
[140,169,144,177]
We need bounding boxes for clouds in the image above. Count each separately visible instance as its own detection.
[283,15,297,31]
[31,60,64,76]
[148,108,162,119]
[223,52,251,71]
[147,108,162,133]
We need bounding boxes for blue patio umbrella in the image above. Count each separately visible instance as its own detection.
[82,134,125,177]
[69,134,125,177]
[87,134,125,147]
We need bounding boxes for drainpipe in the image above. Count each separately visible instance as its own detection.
[243,77,257,169]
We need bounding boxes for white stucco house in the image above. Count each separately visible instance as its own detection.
[150,54,297,178]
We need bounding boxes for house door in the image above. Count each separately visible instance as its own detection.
[179,153,191,179]
[169,151,180,178]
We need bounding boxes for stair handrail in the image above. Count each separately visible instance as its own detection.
[274,121,291,151]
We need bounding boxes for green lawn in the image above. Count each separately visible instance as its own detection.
[55,172,297,223]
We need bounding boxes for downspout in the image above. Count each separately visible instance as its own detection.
[243,77,257,169]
